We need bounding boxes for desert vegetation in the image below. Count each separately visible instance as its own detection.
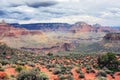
[0,43,120,80]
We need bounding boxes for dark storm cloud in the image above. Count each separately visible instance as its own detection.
[9,4,21,7]
[0,10,5,16]
[11,11,23,14]
[26,1,58,8]
[23,17,31,20]
[0,0,120,25]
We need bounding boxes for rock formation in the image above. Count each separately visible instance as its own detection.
[21,43,75,53]
[70,22,116,33]
[104,33,120,41]
[0,20,43,38]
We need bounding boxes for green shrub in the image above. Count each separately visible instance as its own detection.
[0,68,4,71]
[96,70,107,77]
[105,69,113,74]
[11,64,16,68]
[0,63,2,68]
[17,71,37,80]
[75,68,81,73]
[110,74,115,78]
[86,70,90,73]
[78,73,85,78]
[95,76,107,80]
[58,74,66,80]
[15,66,23,73]
[97,52,119,71]
[53,68,61,74]
[86,65,91,70]
[90,69,96,73]
[11,75,15,78]
[31,67,41,74]
[46,64,54,69]
[0,60,10,65]
[28,62,35,67]
[66,75,74,80]
[38,72,48,80]
[47,53,53,56]
[61,66,67,74]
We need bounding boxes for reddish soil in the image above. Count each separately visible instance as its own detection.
[71,67,79,80]
[5,68,17,76]
[38,66,58,80]
[1,55,120,80]
[82,68,96,80]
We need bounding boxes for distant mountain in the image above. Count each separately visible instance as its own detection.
[10,23,71,32]
[10,22,119,33]
[110,26,120,32]
[70,22,117,33]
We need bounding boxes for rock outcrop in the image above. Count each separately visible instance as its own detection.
[99,33,120,53]
[61,43,75,51]
[21,43,75,53]
[104,33,120,41]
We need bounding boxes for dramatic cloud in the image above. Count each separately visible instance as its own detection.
[26,1,58,8]
[19,15,104,24]
[0,0,120,26]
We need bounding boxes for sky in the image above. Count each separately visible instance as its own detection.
[0,0,120,26]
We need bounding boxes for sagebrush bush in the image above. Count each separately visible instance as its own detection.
[0,60,10,65]
[0,68,4,71]
[38,72,48,80]
[66,75,74,80]
[53,67,61,74]
[58,74,66,80]
[105,69,113,74]
[15,66,23,73]
[95,76,107,80]
[75,68,81,73]
[17,71,37,80]
[96,70,107,77]
[78,73,85,78]
[31,67,41,74]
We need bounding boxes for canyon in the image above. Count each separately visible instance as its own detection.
[0,20,120,53]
